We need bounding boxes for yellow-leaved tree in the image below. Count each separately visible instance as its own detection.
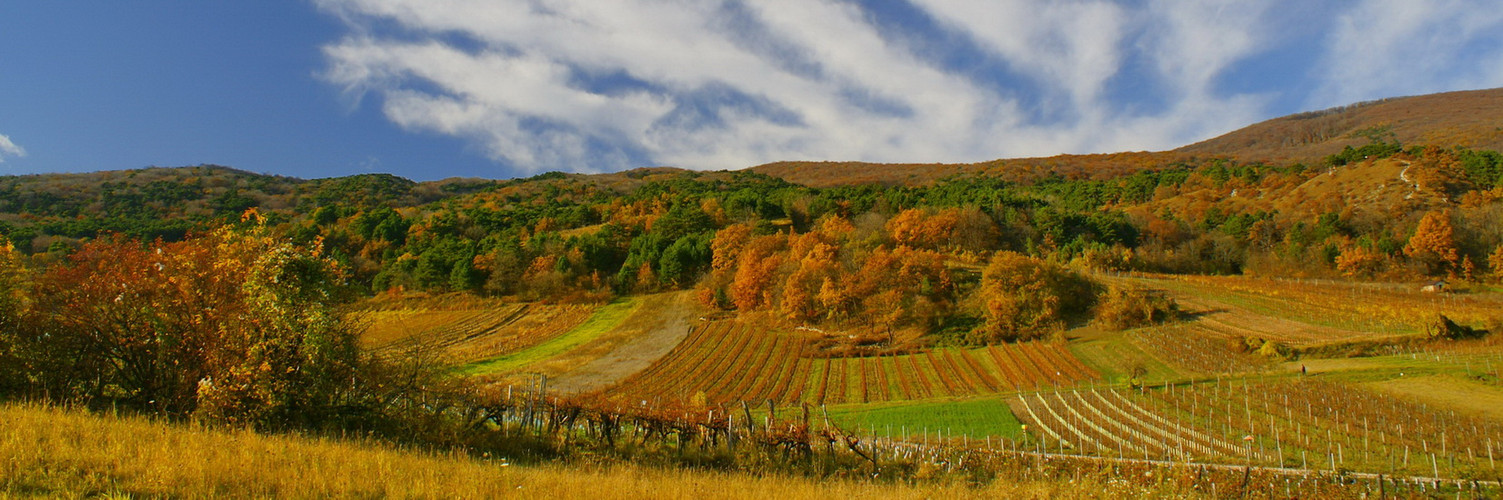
[975,252,1096,343]
[1403,211,1459,276]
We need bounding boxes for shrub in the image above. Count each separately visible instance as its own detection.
[1424,314,1484,340]
[1094,285,1179,331]
[973,252,1096,343]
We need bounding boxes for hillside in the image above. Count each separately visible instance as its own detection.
[1178,87,1503,165]
[7,402,1132,499]
[749,151,1191,188]
[751,87,1503,188]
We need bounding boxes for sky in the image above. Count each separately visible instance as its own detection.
[2,1,1503,182]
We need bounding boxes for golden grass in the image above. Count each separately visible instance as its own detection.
[0,403,1176,499]
[356,309,483,347]
[1364,374,1503,421]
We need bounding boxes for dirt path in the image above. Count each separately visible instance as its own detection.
[544,291,699,394]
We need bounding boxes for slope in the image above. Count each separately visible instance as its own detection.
[1178,87,1503,164]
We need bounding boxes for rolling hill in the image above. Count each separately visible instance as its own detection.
[751,86,1503,188]
[1178,87,1503,164]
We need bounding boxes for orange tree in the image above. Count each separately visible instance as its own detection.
[974,252,1096,343]
[0,215,384,431]
[1404,210,1460,276]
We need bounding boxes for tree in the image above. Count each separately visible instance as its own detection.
[1404,211,1459,276]
[1335,244,1387,278]
[975,251,1095,343]
[1489,245,1503,283]
[194,226,363,429]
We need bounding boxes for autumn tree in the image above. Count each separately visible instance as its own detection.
[886,207,997,253]
[729,234,786,311]
[194,225,364,429]
[23,235,237,414]
[1489,245,1503,283]
[0,242,35,395]
[1094,285,1178,331]
[1404,211,1460,275]
[1334,244,1388,278]
[975,251,1096,343]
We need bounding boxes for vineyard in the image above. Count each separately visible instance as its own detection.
[1131,323,1272,375]
[1142,274,1503,343]
[1008,377,1503,478]
[358,303,594,366]
[605,320,1099,405]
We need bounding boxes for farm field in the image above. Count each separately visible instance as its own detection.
[462,298,639,376]
[826,398,1024,442]
[343,272,1503,486]
[357,300,594,366]
[605,319,1100,405]
[1000,370,1503,475]
[1119,273,1503,345]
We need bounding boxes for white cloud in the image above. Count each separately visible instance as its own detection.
[314,0,1500,174]
[0,134,24,163]
[1309,0,1503,108]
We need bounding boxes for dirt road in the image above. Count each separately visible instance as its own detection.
[545,291,699,394]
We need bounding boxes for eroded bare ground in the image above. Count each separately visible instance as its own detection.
[544,291,703,394]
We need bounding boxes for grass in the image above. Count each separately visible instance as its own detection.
[1364,374,1503,420]
[461,298,638,376]
[0,402,1172,499]
[826,397,1024,440]
[1067,327,1180,384]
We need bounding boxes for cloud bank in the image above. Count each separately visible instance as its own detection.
[316,0,1503,174]
[0,134,24,163]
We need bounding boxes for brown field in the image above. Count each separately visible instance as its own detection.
[607,319,1099,405]
[357,302,594,366]
[1110,273,1503,347]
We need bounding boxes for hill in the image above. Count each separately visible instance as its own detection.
[751,87,1503,188]
[1178,87,1503,164]
[749,151,1192,188]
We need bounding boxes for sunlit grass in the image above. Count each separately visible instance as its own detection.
[461,298,639,376]
[0,402,1166,499]
[826,397,1023,440]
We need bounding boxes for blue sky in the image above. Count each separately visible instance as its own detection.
[3,1,1502,181]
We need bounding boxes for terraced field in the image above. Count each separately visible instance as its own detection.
[608,320,1100,405]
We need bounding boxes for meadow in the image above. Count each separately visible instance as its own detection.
[0,402,1212,499]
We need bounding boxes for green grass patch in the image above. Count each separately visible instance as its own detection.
[1068,331,1179,384]
[826,398,1023,439]
[460,298,639,375]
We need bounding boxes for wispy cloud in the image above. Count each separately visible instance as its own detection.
[315,0,1503,174]
[1309,0,1503,108]
[0,134,24,163]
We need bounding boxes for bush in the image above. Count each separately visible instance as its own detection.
[973,252,1096,343]
[1424,314,1484,340]
[1094,285,1179,331]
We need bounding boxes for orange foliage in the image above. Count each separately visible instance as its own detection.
[1334,244,1388,278]
[1403,210,1459,275]
[885,207,997,252]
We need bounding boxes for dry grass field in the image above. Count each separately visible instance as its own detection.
[0,403,1178,499]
